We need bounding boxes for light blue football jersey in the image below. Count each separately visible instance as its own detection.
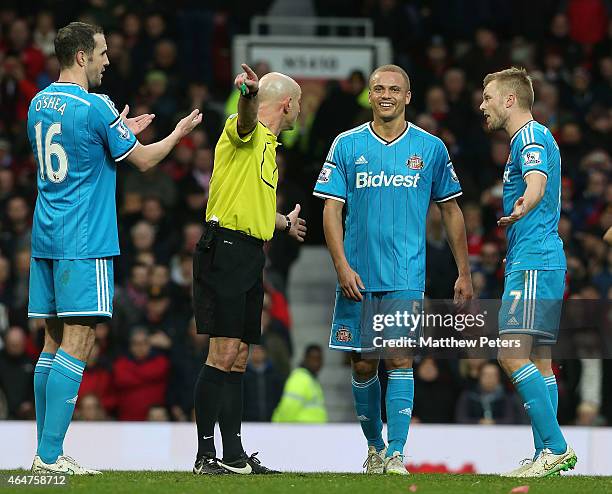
[27,82,138,259]
[503,120,566,274]
[314,122,462,291]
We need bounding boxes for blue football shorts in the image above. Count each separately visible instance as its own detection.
[28,257,114,319]
[329,289,424,352]
[498,269,565,345]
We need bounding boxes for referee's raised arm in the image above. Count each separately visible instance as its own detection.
[191,64,306,474]
[235,63,260,136]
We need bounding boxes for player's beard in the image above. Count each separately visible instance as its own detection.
[87,68,103,89]
[488,111,507,131]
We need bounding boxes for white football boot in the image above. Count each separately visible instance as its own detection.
[32,454,101,475]
[383,451,409,475]
[500,458,534,477]
[523,446,577,477]
[362,446,386,474]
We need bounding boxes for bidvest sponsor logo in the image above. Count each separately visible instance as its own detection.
[356,171,420,189]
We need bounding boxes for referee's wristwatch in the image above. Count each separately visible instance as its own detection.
[284,215,292,233]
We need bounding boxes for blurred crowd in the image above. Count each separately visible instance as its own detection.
[0,1,610,425]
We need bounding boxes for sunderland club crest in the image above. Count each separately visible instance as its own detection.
[335,328,352,343]
[408,155,424,170]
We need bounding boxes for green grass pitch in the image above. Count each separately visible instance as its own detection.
[1,471,612,494]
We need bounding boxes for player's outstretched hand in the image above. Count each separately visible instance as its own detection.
[497,196,526,227]
[120,105,155,136]
[286,203,307,242]
[235,63,259,95]
[453,274,473,307]
[337,264,365,301]
[173,109,203,138]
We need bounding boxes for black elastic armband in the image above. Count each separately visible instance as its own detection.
[241,89,258,99]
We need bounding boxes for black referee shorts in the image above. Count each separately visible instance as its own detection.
[193,224,265,344]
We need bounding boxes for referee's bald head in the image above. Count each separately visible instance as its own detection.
[258,72,301,102]
[258,72,301,131]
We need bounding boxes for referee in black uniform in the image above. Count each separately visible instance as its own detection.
[192,64,306,475]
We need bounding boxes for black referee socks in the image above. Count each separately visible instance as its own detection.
[220,371,246,462]
[194,364,228,457]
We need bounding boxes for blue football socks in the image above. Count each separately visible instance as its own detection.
[34,352,55,450]
[512,364,566,455]
[38,350,85,464]
[351,373,385,452]
[385,368,414,457]
[533,374,559,458]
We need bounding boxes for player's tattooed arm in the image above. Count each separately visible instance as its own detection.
[437,199,473,305]
[235,63,260,136]
[497,173,547,227]
[323,199,364,301]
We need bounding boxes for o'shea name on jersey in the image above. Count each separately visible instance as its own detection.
[27,82,138,260]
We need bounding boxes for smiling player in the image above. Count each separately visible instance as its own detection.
[314,65,473,474]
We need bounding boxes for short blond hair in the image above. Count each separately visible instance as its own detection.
[483,67,534,110]
[369,64,411,91]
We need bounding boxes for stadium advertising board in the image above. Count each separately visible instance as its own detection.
[233,36,391,80]
[1,423,609,474]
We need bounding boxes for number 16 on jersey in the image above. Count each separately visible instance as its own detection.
[34,121,69,183]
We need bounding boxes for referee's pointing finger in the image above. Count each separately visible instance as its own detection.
[241,63,257,80]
